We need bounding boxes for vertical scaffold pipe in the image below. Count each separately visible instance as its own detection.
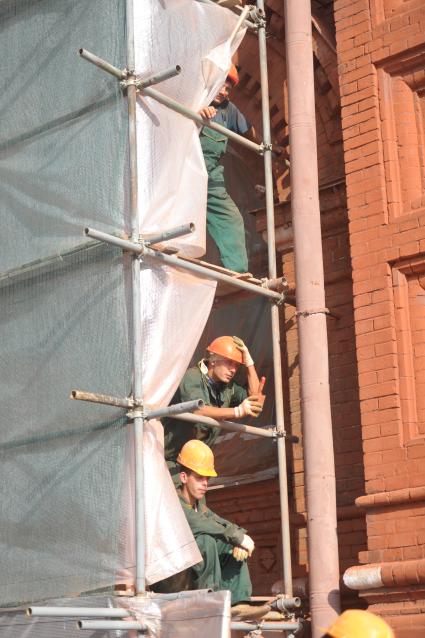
[283,1,341,634]
[257,0,293,598]
[126,0,146,594]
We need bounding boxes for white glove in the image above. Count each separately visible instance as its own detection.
[234,395,263,419]
[232,546,249,562]
[233,336,254,367]
[241,534,255,557]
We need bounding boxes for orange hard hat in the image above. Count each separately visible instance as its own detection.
[325,610,395,638]
[227,64,239,86]
[177,440,217,477]
[207,336,243,365]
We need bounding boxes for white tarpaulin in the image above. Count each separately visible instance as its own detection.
[122,0,246,585]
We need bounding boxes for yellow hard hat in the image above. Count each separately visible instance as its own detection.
[325,610,394,638]
[177,440,217,477]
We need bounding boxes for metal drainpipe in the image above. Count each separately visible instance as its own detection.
[283,0,341,635]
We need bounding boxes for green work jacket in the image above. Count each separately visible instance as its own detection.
[163,360,247,462]
[178,490,246,546]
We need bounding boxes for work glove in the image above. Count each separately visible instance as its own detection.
[241,534,255,557]
[232,546,249,562]
[233,336,254,367]
[234,395,263,419]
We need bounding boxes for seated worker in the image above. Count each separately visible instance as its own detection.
[176,439,253,606]
[322,609,394,638]
[163,335,265,484]
[199,65,255,274]
[176,439,279,621]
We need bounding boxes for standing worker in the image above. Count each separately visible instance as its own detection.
[176,439,277,620]
[199,65,255,273]
[163,335,265,484]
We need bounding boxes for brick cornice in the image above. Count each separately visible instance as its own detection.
[344,558,425,591]
[355,485,425,510]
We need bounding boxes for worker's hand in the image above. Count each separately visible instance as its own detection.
[241,534,255,557]
[234,395,263,419]
[233,336,254,367]
[232,546,249,562]
[199,106,217,120]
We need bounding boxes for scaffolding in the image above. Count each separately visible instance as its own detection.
[0,0,315,635]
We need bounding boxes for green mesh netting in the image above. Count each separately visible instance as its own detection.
[0,0,131,606]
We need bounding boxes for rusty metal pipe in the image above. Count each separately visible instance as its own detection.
[70,390,134,408]
[284,0,341,634]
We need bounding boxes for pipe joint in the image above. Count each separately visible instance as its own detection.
[126,408,145,420]
[249,7,266,28]
[260,142,273,154]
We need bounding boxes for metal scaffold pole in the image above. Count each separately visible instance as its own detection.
[257,0,293,598]
[126,0,146,595]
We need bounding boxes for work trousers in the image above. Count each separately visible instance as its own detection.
[192,534,252,605]
[206,183,248,274]
[200,127,248,274]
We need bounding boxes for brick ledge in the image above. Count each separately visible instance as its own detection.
[355,486,425,509]
[344,558,425,591]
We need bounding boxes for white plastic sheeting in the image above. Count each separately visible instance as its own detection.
[135,0,245,256]
[0,592,231,638]
[121,1,246,585]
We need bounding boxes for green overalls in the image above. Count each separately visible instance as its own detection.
[178,490,252,604]
[163,361,247,484]
[200,127,248,273]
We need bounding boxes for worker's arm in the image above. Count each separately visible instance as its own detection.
[195,399,261,421]
[246,362,260,396]
[195,405,240,421]
[181,498,246,546]
[233,336,261,396]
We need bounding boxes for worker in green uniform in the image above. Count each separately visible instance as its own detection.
[163,335,265,484]
[176,439,253,605]
[199,65,255,273]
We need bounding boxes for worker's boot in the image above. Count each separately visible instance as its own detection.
[230,597,280,622]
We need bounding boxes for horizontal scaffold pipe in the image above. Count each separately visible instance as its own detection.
[231,621,301,632]
[142,246,283,302]
[172,412,276,439]
[71,390,134,409]
[27,607,130,618]
[145,399,204,420]
[141,86,263,155]
[84,227,284,302]
[78,620,145,631]
[79,48,126,80]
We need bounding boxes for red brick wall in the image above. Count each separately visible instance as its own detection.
[335,0,425,632]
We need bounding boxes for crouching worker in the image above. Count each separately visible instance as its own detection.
[177,440,253,605]
[163,335,265,485]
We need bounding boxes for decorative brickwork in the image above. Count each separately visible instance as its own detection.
[335,0,425,633]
